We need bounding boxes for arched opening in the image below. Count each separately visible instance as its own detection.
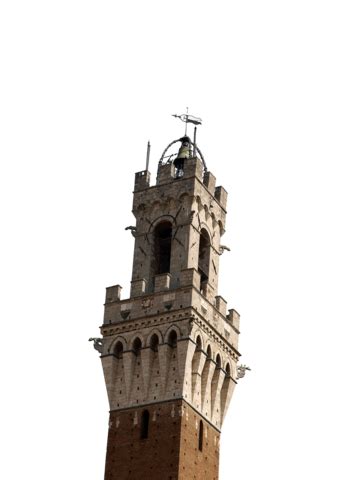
[132,337,142,356]
[192,335,203,405]
[210,354,222,418]
[149,334,159,352]
[168,330,178,348]
[140,410,150,439]
[201,344,213,410]
[216,354,221,369]
[198,229,211,285]
[153,221,172,275]
[198,420,203,451]
[220,363,232,424]
[114,341,123,359]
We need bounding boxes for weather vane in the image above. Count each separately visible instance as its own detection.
[172,107,202,135]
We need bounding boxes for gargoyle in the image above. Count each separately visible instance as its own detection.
[237,364,251,379]
[219,245,231,255]
[89,337,104,354]
[125,226,137,237]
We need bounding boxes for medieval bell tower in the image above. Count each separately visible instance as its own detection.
[94,126,242,479]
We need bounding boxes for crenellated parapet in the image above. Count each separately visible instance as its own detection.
[100,305,239,430]
[96,130,243,480]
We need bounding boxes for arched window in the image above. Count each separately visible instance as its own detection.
[140,410,150,439]
[196,335,202,351]
[114,341,123,359]
[132,337,142,356]
[168,330,178,348]
[198,420,203,451]
[153,221,172,275]
[216,354,221,369]
[198,229,211,284]
[149,334,159,352]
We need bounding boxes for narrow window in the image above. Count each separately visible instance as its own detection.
[150,334,159,352]
[206,345,212,359]
[168,330,178,348]
[133,337,142,356]
[114,341,123,359]
[140,410,150,439]
[198,229,211,284]
[198,420,203,451]
[153,221,172,275]
[216,354,221,369]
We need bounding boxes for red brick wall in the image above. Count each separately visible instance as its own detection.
[104,400,220,480]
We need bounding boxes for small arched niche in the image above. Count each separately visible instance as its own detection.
[149,333,159,352]
[215,353,222,369]
[132,337,142,356]
[206,345,212,360]
[168,330,178,348]
[198,228,211,284]
[113,341,123,359]
[153,221,173,275]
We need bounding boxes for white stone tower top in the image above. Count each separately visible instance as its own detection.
[99,135,241,431]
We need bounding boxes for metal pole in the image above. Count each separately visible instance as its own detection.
[146,141,151,171]
[193,126,197,158]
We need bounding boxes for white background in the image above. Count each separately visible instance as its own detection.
[1,1,360,479]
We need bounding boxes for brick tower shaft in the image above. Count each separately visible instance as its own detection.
[98,135,241,480]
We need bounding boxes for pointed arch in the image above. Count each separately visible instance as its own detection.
[164,324,182,344]
[191,329,204,349]
[108,335,128,354]
[178,191,190,203]
[145,328,164,347]
[129,333,146,349]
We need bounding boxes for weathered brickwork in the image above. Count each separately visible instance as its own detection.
[104,401,220,480]
[98,136,241,479]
